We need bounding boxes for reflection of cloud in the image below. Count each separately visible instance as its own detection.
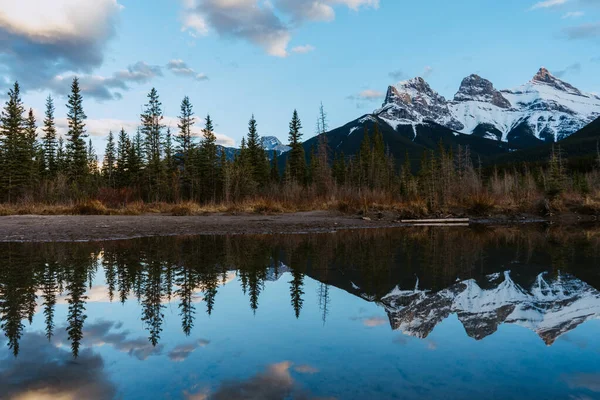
[565,373,600,392]
[426,340,437,351]
[351,315,388,328]
[393,336,408,345]
[204,361,330,400]
[0,332,116,400]
[168,339,210,362]
[294,364,319,374]
[53,320,163,360]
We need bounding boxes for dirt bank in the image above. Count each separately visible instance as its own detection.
[0,210,592,242]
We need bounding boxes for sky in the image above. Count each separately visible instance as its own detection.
[1,0,600,153]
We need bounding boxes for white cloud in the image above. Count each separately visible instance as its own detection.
[291,44,315,54]
[181,0,378,57]
[0,0,123,92]
[530,0,569,10]
[423,66,434,78]
[562,11,584,18]
[358,89,385,99]
[167,59,209,81]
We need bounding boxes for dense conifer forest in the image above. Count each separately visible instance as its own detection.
[1,78,600,217]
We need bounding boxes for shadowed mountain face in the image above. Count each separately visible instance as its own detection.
[381,271,600,345]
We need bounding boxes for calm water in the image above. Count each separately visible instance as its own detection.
[1,226,600,400]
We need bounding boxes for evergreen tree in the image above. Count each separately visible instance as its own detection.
[116,128,130,187]
[42,95,57,178]
[24,108,38,190]
[286,110,306,184]
[65,77,88,185]
[102,131,117,187]
[246,115,269,186]
[87,139,99,176]
[270,150,280,184]
[56,137,66,175]
[140,88,165,201]
[0,82,26,202]
[177,96,195,198]
[199,114,218,202]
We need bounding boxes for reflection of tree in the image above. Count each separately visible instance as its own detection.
[289,270,305,319]
[175,266,196,336]
[141,260,165,347]
[1,226,600,358]
[66,263,88,358]
[42,263,58,341]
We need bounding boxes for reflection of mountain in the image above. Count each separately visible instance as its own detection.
[379,271,600,345]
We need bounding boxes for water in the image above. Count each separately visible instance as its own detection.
[1,226,600,400]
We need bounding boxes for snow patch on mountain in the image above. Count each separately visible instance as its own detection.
[376,68,600,144]
[381,271,600,345]
[261,136,291,154]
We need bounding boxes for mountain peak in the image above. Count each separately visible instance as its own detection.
[531,67,583,96]
[454,74,511,109]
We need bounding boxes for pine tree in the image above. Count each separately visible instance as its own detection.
[65,77,88,185]
[87,139,98,176]
[270,150,280,184]
[116,128,130,187]
[246,115,269,186]
[24,108,38,190]
[316,102,328,135]
[42,95,58,178]
[199,114,218,202]
[286,110,306,184]
[177,96,195,198]
[56,137,66,174]
[140,88,165,201]
[0,82,26,202]
[102,131,117,187]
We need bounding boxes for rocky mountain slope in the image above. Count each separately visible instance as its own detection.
[380,271,600,345]
[377,68,600,148]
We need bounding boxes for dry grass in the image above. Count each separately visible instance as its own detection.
[2,188,600,218]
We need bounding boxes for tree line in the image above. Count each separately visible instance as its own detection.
[1,78,599,214]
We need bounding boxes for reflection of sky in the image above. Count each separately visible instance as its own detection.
[2,269,600,400]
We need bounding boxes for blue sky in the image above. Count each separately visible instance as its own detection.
[2,0,600,151]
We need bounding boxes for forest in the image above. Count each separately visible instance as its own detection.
[1,78,600,217]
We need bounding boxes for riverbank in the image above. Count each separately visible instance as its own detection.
[1,210,595,242]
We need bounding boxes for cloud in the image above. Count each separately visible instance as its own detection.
[564,373,600,392]
[530,0,569,10]
[564,22,600,39]
[205,361,331,400]
[293,364,319,374]
[0,331,117,400]
[291,44,316,54]
[181,0,378,57]
[422,66,434,78]
[362,316,388,327]
[47,61,163,101]
[562,11,585,18]
[52,116,236,147]
[347,89,385,101]
[167,59,209,81]
[389,69,406,81]
[554,62,582,77]
[168,339,210,362]
[0,0,122,93]
[52,320,164,361]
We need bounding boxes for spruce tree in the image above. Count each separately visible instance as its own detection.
[24,108,38,190]
[270,150,280,184]
[140,88,165,201]
[177,96,195,198]
[0,82,26,202]
[246,115,269,186]
[116,128,131,187]
[286,110,306,184]
[42,95,58,178]
[199,114,218,202]
[65,77,88,185]
[102,131,117,188]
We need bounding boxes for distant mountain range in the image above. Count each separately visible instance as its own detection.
[218,136,290,161]
[231,68,600,167]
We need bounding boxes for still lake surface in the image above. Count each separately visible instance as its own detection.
[1,225,600,400]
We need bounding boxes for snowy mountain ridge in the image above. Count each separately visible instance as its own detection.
[376,68,600,146]
[380,271,600,345]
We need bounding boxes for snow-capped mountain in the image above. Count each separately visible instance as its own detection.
[261,136,291,154]
[377,68,600,147]
[380,271,600,345]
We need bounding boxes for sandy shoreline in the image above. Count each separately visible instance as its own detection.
[0,211,578,243]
